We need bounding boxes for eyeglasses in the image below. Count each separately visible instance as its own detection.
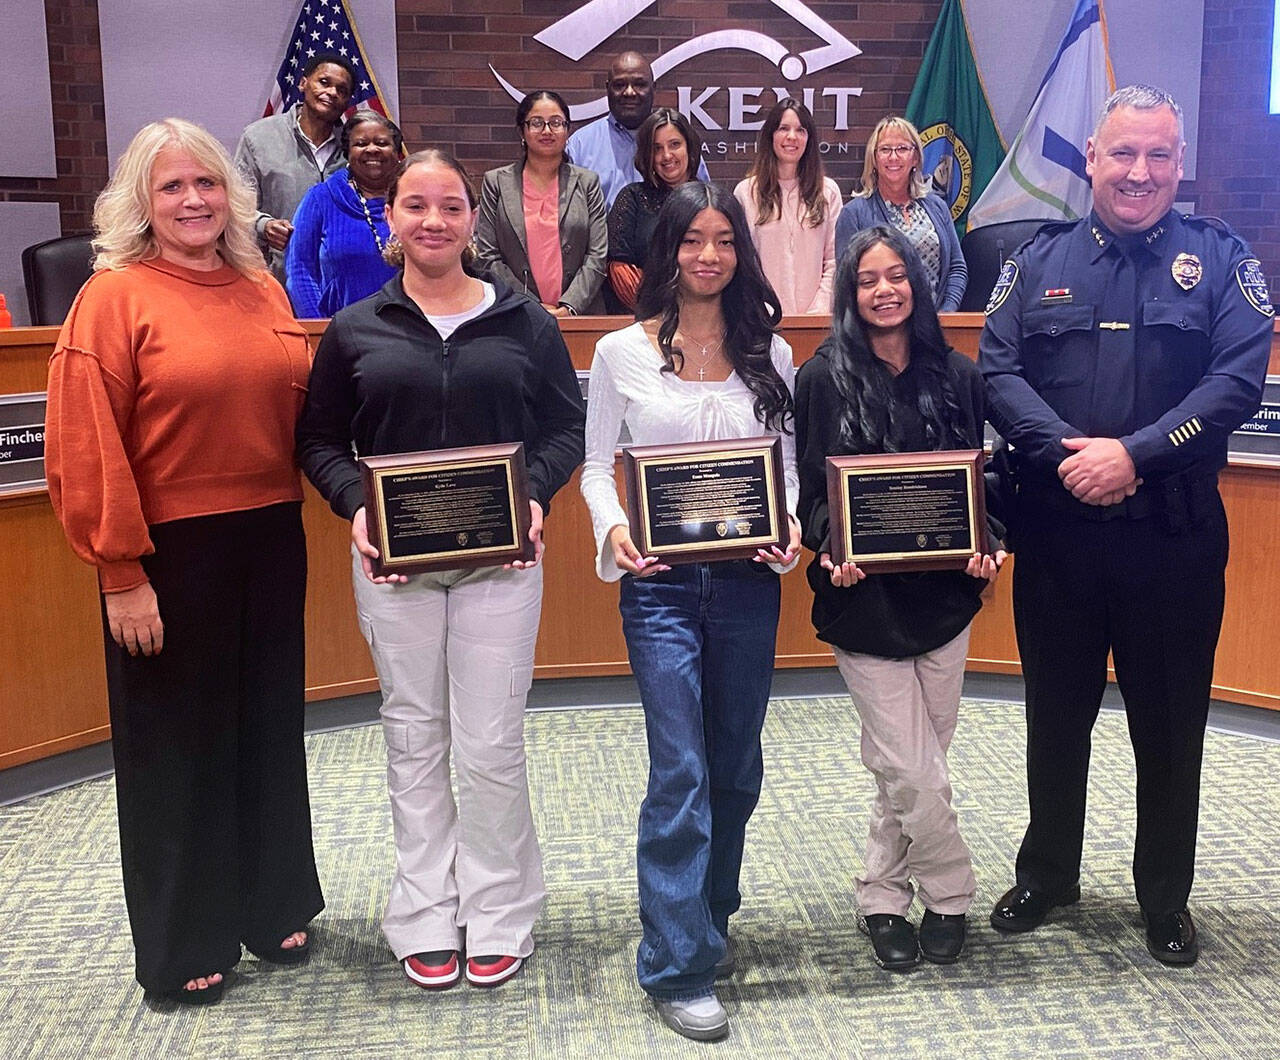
[876,144,915,158]
[524,117,568,132]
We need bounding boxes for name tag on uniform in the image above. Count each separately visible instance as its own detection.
[1099,321,1131,331]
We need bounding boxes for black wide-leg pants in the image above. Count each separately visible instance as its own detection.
[1010,490,1227,917]
[103,501,324,992]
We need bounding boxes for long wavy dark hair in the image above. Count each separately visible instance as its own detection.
[827,226,965,452]
[635,182,792,432]
[745,99,827,226]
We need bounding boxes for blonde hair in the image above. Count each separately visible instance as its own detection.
[93,118,266,276]
[853,115,932,201]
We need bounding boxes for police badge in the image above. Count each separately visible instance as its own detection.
[985,260,1018,315]
[1237,259,1275,317]
[1171,252,1201,291]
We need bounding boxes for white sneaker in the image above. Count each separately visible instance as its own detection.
[653,992,730,1041]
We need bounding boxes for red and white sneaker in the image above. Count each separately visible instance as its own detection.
[403,950,460,989]
[465,953,523,987]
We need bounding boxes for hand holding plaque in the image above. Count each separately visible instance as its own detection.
[623,436,788,565]
[359,443,535,578]
[826,450,986,574]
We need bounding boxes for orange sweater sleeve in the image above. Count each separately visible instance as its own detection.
[607,261,643,312]
[46,280,154,593]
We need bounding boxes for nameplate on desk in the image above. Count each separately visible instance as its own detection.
[0,392,47,494]
[826,450,985,574]
[623,436,787,565]
[359,443,534,577]
[1234,403,1280,437]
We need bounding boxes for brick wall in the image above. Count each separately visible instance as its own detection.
[5,0,1276,292]
[395,0,937,194]
[0,0,107,236]
[1192,0,1280,292]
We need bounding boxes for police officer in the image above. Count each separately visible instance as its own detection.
[979,85,1274,966]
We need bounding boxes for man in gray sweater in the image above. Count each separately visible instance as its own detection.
[234,53,356,282]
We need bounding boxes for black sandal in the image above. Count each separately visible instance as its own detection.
[161,976,225,1006]
[245,933,311,965]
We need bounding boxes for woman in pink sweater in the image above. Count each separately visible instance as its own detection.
[733,98,842,315]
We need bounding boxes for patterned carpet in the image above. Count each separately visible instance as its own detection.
[1,694,1279,1059]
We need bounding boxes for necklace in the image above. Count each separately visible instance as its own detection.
[349,178,386,253]
[679,328,725,381]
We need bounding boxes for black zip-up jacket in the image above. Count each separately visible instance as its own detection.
[296,276,586,521]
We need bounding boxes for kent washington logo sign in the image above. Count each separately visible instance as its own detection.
[490,0,864,134]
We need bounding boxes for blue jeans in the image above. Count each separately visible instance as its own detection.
[619,560,782,1001]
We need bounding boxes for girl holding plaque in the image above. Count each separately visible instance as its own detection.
[297,149,585,991]
[580,181,801,1042]
[794,226,1004,971]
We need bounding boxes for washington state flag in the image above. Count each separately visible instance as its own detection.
[905,0,1006,237]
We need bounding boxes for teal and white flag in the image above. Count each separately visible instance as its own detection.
[967,0,1115,230]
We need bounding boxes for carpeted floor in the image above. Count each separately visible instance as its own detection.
[1,695,1278,1059]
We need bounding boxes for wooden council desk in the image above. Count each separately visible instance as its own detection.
[3,315,1278,770]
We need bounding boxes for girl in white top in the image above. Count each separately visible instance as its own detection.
[580,181,800,1042]
[733,98,842,315]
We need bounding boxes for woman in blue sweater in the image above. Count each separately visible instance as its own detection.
[834,116,967,312]
[285,110,402,317]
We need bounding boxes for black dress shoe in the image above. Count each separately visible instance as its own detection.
[861,914,919,971]
[1144,908,1199,966]
[919,910,966,964]
[989,883,1081,933]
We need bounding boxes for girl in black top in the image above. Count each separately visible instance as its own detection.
[795,225,1004,970]
[297,149,585,992]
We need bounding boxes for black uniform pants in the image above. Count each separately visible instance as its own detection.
[1010,490,1227,916]
[103,502,324,992]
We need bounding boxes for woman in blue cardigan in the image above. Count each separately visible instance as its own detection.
[835,116,967,312]
[285,110,402,317]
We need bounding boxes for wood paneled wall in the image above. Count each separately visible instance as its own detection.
[3,315,1278,771]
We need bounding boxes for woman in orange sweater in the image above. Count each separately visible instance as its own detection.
[45,119,323,1006]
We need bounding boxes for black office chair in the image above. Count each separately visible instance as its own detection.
[21,233,96,326]
[958,220,1051,312]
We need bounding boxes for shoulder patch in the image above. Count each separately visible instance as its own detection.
[985,260,1019,315]
[1236,259,1275,317]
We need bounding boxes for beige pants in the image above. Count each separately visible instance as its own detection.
[353,552,546,960]
[834,626,977,916]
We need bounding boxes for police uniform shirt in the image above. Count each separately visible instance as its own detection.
[979,209,1274,488]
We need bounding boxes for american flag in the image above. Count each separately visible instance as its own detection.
[263,0,394,120]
